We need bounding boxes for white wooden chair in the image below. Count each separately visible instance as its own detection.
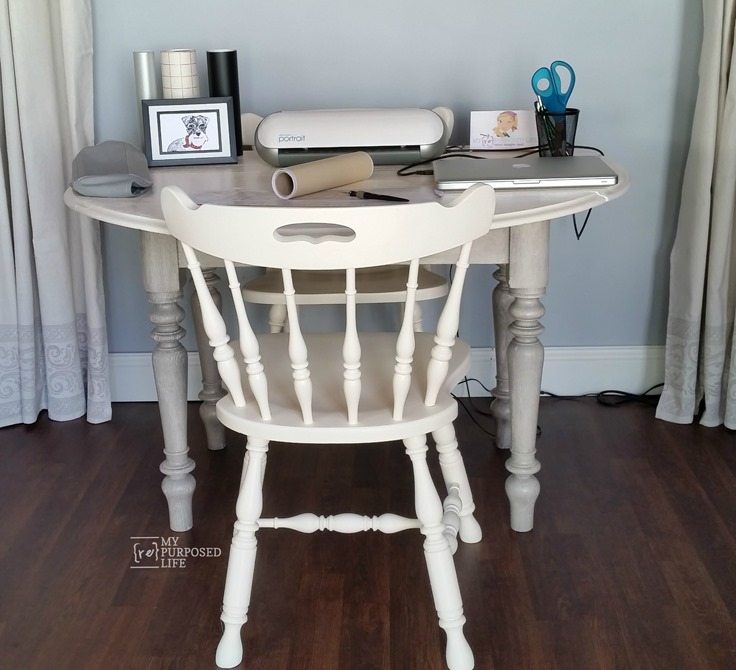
[240,110,453,333]
[161,183,495,670]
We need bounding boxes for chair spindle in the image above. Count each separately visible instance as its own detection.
[182,244,245,407]
[224,261,271,420]
[281,268,313,424]
[425,242,473,406]
[393,259,419,420]
[343,268,361,424]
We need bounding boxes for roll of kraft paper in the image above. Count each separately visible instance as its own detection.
[272,152,374,199]
[161,48,200,99]
[207,49,242,155]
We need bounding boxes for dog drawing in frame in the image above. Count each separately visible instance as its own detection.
[167,114,209,152]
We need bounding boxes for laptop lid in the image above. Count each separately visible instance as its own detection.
[433,155,618,191]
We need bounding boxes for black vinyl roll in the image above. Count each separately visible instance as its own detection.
[207,50,242,155]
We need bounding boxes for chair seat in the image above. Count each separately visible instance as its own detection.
[242,265,448,305]
[216,331,469,444]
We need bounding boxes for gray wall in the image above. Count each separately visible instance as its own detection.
[92,1,701,352]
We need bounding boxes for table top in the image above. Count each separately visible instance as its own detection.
[64,151,629,235]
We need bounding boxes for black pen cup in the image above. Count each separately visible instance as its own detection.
[535,108,579,156]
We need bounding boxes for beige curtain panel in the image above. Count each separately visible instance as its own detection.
[657,0,736,428]
[0,0,110,426]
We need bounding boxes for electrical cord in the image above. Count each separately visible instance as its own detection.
[462,376,493,395]
[397,151,486,176]
[451,373,497,438]
[514,144,606,158]
[396,144,606,173]
[453,377,542,438]
[541,383,664,407]
[452,392,496,439]
[509,145,603,239]
[572,209,592,240]
[459,377,495,417]
[455,377,663,440]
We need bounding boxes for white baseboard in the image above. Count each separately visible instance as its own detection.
[108,346,665,402]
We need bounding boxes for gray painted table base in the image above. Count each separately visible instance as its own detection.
[490,264,513,452]
[140,231,196,532]
[504,221,549,532]
[191,269,226,451]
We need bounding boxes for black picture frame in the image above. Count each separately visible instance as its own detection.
[141,97,237,167]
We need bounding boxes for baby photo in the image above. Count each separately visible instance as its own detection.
[470,109,536,149]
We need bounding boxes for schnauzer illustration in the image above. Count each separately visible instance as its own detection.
[167,114,209,152]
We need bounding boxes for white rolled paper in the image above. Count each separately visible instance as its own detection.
[272,152,374,200]
[161,48,200,99]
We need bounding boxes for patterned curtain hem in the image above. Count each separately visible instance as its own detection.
[0,315,111,427]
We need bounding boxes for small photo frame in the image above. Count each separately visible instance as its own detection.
[142,97,237,166]
[469,110,537,150]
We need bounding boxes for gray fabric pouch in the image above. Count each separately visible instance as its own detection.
[72,140,153,197]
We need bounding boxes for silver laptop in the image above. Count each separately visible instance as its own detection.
[433,155,618,191]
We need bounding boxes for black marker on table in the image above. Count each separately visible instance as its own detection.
[348,190,409,203]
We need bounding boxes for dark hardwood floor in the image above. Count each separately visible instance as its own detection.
[1,398,735,670]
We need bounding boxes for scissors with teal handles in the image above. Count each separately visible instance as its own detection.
[531,60,576,114]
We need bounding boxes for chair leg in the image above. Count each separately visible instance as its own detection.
[216,437,269,669]
[404,436,474,670]
[268,303,287,333]
[432,423,482,544]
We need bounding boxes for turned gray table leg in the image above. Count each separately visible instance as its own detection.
[141,231,196,532]
[191,269,226,451]
[505,221,549,532]
[490,264,512,450]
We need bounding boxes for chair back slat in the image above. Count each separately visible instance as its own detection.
[425,242,473,406]
[161,184,494,271]
[181,244,246,407]
[343,268,361,424]
[393,259,419,420]
[282,268,313,424]
[224,260,271,420]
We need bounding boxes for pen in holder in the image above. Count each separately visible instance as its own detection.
[535,108,579,156]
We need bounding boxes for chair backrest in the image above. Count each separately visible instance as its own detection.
[162,184,495,425]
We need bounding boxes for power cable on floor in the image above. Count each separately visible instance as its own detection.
[541,383,664,407]
[455,378,664,439]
